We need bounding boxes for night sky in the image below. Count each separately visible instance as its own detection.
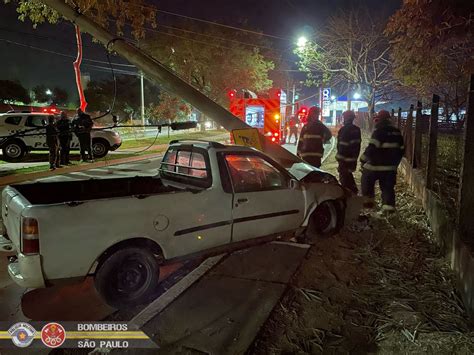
[0,0,401,102]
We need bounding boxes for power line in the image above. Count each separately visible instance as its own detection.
[0,37,135,67]
[126,3,290,41]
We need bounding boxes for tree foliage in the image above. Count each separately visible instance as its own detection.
[143,23,274,107]
[32,84,50,103]
[146,93,192,124]
[386,0,474,120]
[84,76,160,121]
[0,80,31,104]
[296,8,399,114]
[4,0,156,39]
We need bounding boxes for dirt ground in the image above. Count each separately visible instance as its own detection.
[250,142,474,354]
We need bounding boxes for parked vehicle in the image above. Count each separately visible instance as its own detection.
[1,140,350,308]
[0,112,122,161]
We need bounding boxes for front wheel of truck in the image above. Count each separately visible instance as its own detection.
[94,247,162,308]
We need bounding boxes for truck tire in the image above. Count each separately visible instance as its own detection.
[92,138,110,158]
[306,200,344,239]
[94,247,161,308]
[2,140,26,162]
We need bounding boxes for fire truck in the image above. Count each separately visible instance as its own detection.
[229,88,287,144]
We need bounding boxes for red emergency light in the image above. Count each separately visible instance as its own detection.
[227,90,236,99]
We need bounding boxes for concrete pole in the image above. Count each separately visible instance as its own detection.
[457,74,474,241]
[291,83,296,116]
[426,94,439,190]
[41,0,299,167]
[140,72,145,126]
[412,101,423,169]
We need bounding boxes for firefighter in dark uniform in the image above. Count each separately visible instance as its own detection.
[73,108,94,162]
[297,106,332,168]
[57,111,72,165]
[336,110,361,193]
[46,115,60,170]
[360,110,405,213]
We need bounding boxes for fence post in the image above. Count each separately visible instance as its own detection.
[457,74,474,241]
[403,104,414,163]
[398,107,402,129]
[426,94,439,189]
[412,101,423,168]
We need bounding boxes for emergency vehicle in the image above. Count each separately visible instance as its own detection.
[229,89,287,144]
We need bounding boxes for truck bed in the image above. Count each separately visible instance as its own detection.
[12,177,178,205]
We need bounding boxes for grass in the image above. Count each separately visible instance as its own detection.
[119,129,227,149]
[0,129,228,178]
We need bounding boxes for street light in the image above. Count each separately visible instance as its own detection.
[353,92,361,100]
[297,36,308,49]
[45,89,52,95]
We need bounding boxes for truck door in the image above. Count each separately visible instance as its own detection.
[222,153,305,242]
[159,147,233,256]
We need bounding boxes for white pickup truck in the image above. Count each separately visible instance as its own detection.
[1,140,353,308]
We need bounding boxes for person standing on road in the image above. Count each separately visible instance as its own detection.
[336,110,361,193]
[57,111,72,165]
[287,115,300,145]
[297,106,332,168]
[46,115,60,170]
[73,108,94,162]
[360,110,404,213]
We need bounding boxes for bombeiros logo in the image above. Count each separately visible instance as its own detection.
[8,322,36,348]
[41,322,66,348]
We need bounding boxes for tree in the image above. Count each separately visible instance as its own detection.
[296,8,399,116]
[143,23,274,107]
[52,87,68,105]
[385,0,474,121]
[5,0,156,110]
[0,79,31,104]
[85,75,160,121]
[32,84,50,103]
[146,93,193,124]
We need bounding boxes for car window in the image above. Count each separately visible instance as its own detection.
[225,154,288,193]
[26,116,47,127]
[160,148,211,188]
[4,116,22,125]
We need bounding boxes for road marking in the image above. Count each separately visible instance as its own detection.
[129,254,226,329]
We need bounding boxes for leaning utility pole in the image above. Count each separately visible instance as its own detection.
[41,0,299,166]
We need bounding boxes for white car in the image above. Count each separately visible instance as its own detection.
[0,140,355,308]
[0,111,122,161]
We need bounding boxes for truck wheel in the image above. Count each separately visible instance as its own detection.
[94,247,162,308]
[306,200,344,239]
[92,139,110,158]
[2,140,26,162]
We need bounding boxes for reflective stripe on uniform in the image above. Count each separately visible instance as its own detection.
[369,138,381,147]
[380,142,402,148]
[362,163,398,171]
[336,154,357,162]
[301,152,323,157]
[304,134,322,139]
[339,138,361,146]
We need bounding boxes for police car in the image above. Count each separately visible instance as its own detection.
[0,111,122,162]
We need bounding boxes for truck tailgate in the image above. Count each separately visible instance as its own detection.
[2,187,25,251]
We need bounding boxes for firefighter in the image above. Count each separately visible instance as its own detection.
[360,110,404,213]
[336,110,361,193]
[287,115,299,145]
[297,106,332,168]
[46,115,60,170]
[57,111,72,165]
[73,108,94,162]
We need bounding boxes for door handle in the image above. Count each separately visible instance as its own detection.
[237,198,248,203]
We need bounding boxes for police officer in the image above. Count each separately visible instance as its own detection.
[336,110,361,193]
[57,111,72,165]
[297,106,332,168]
[360,110,405,213]
[46,115,60,170]
[73,108,94,162]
